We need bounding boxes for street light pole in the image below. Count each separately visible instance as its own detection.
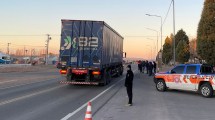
[173,0,176,65]
[145,14,163,51]
[146,28,159,54]
[46,34,51,65]
[146,45,152,60]
[7,43,11,55]
[147,38,156,60]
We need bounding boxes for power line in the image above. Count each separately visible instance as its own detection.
[124,36,159,38]
[12,44,44,47]
[0,34,60,36]
[162,0,173,26]
[10,44,44,48]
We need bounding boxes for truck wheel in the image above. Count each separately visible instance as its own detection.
[119,67,123,75]
[200,83,213,98]
[100,70,109,86]
[117,69,121,77]
[105,70,111,84]
[156,80,167,92]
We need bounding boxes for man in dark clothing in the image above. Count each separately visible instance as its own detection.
[125,65,134,106]
[145,61,149,74]
[138,60,142,73]
[153,61,157,74]
[141,61,145,73]
[148,62,153,76]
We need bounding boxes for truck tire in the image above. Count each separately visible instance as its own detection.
[156,80,167,92]
[100,69,110,86]
[116,68,121,77]
[200,83,213,98]
[119,66,123,75]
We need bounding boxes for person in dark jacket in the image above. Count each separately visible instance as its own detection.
[138,60,142,73]
[141,61,146,73]
[148,62,153,76]
[145,60,149,74]
[125,65,134,106]
[153,61,157,74]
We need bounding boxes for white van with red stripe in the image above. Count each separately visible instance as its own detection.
[154,64,215,97]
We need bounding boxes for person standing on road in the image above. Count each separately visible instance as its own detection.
[138,60,142,73]
[145,60,149,74]
[153,61,157,74]
[148,62,153,76]
[141,61,146,73]
[125,65,134,106]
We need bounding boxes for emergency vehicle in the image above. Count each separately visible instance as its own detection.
[154,64,215,97]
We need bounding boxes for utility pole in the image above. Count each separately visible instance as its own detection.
[173,0,176,65]
[146,28,159,55]
[24,46,26,57]
[46,34,51,65]
[145,14,163,51]
[7,43,11,55]
[25,49,28,64]
[31,49,35,63]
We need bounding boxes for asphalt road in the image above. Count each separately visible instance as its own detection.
[1,65,215,120]
[0,67,133,120]
[94,65,215,120]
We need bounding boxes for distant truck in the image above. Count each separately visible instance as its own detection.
[59,20,125,85]
[154,64,215,97]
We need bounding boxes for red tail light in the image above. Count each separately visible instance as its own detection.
[60,70,67,74]
[92,71,101,75]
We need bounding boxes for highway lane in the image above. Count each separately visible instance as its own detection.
[0,69,60,88]
[2,64,215,120]
[0,65,138,120]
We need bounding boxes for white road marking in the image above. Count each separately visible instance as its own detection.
[0,79,18,84]
[61,69,137,120]
[0,85,65,106]
[0,77,61,90]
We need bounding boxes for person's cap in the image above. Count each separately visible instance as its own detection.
[127,65,131,69]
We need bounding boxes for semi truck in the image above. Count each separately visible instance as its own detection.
[59,20,125,85]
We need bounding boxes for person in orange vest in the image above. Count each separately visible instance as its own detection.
[125,65,134,106]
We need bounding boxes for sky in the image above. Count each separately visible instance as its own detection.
[0,0,204,59]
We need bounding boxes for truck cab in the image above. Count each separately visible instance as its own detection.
[154,64,215,97]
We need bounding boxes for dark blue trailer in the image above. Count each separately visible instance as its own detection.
[59,20,124,85]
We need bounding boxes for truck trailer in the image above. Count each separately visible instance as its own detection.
[59,20,124,85]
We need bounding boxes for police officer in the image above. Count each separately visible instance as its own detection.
[125,65,134,106]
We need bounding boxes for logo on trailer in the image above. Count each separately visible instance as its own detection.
[61,36,98,50]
